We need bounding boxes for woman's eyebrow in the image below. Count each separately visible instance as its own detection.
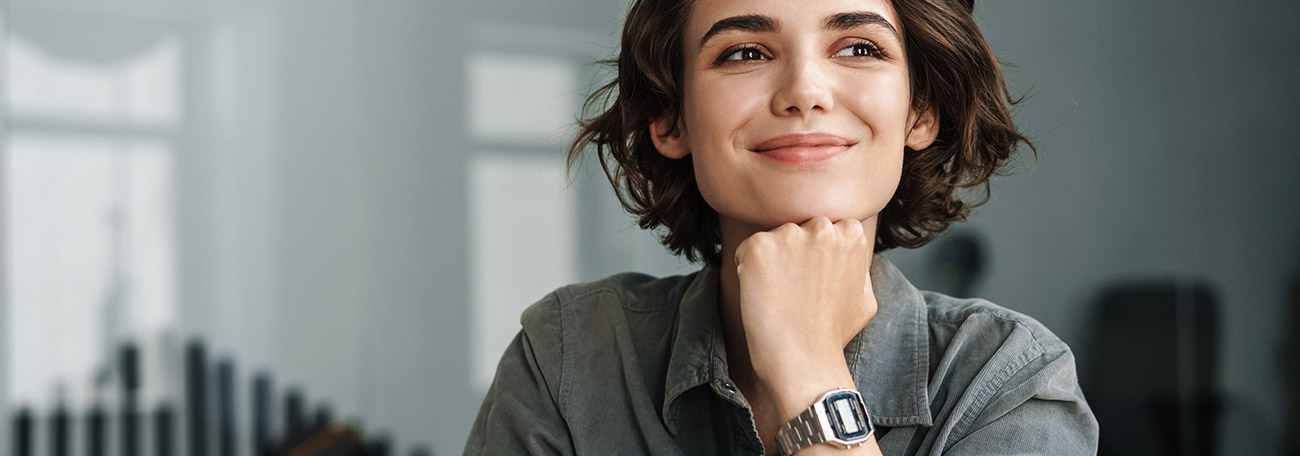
[699,14,778,48]
[825,11,899,39]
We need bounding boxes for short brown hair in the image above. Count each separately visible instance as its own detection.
[567,0,1033,265]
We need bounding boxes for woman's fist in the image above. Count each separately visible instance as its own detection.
[733,217,878,388]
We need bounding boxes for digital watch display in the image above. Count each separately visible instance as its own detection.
[775,387,874,455]
[825,391,870,441]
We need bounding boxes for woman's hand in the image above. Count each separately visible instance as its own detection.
[733,216,878,420]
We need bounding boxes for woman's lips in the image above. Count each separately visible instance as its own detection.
[751,133,854,164]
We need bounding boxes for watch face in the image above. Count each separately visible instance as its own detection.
[824,391,871,441]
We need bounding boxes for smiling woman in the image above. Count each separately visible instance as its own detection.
[465,0,1098,454]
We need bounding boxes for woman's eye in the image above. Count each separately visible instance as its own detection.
[834,42,884,59]
[721,46,768,63]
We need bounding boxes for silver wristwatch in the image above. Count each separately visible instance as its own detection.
[774,387,874,455]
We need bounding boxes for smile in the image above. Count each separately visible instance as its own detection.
[751,133,855,165]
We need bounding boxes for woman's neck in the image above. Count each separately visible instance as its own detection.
[716,218,761,386]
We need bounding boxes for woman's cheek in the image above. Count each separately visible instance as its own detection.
[690,81,761,131]
[689,145,741,216]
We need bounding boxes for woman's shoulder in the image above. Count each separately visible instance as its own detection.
[918,291,1096,434]
[920,290,1072,356]
[901,291,1098,453]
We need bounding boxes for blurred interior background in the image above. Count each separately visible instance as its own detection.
[2,0,1298,455]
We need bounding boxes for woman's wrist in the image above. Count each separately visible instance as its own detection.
[761,356,858,422]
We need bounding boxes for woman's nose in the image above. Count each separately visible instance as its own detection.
[771,57,834,118]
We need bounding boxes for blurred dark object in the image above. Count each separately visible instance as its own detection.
[121,394,141,455]
[254,372,275,456]
[316,405,335,429]
[155,404,176,456]
[51,403,70,456]
[87,405,106,456]
[120,342,140,391]
[1085,281,1224,456]
[187,340,210,456]
[13,337,424,456]
[928,230,986,298]
[13,407,32,456]
[286,388,308,438]
[365,434,391,456]
[1285,278,1300,456]
[219,358,238,456]
[120,342,141,456]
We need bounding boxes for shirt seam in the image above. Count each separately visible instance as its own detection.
[555,290,574,420]
[929,309,1028,326]
[910,300,929,425]
[930,312,1057,362]
[943,321,1047,453]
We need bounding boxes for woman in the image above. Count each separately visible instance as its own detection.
[466,0,1098,454]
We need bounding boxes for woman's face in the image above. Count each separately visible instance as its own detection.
[652,0,938,233]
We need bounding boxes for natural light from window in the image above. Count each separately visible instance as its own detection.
[6,35,180,409]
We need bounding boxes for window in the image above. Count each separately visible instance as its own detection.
[6,34,181,408]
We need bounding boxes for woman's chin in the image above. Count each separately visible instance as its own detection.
[705,188,888,231]
[745,205,877,229]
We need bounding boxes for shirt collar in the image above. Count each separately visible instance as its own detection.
[662,262,728,432]
[661,254,933,433]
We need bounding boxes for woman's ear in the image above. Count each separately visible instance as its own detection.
[905,107,940,151]
[650,115,690,159]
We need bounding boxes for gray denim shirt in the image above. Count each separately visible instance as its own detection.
[465,255,1099,455]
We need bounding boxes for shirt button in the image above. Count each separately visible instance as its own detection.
[719,381,735,392]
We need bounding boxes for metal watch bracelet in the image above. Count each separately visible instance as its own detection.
[776,403,828,455]
[774,388,873,456]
